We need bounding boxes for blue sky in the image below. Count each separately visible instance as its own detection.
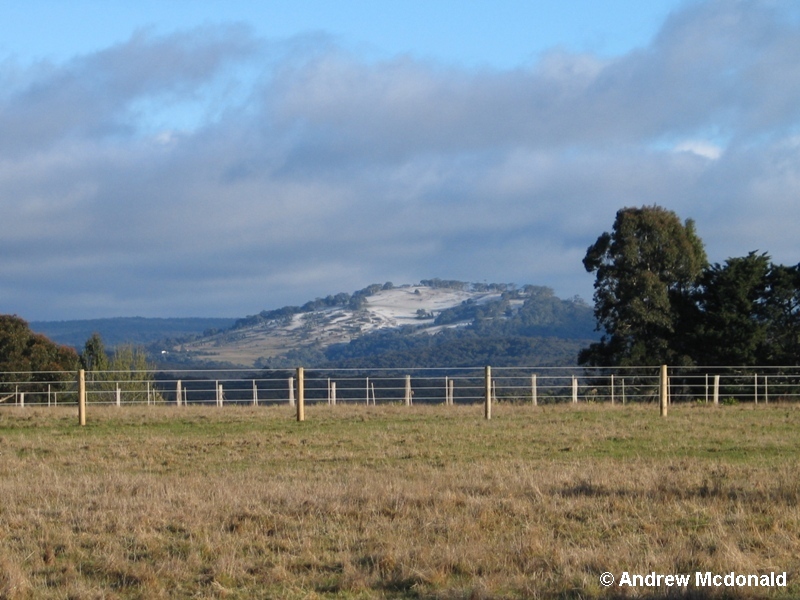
[2,0,800,320]
[2,1,679,66]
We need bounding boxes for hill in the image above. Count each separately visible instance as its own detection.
[166,280,598,368]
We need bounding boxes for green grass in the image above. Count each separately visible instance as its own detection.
[0,403,798,598]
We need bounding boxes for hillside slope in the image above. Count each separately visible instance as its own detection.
[167,281,597,368]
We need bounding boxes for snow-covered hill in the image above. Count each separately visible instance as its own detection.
[172,284,511,366]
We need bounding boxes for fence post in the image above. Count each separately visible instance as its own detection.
[20,392,24,408]
[253,380,258,406]
[660,364,668,417]
[296,367,305,422]
[331,381,336,406]
[448,377,454,406]
[531,374,537,407]
[713,375,720,405]
[176,380,182,407]
[218,384,224,407]
[610,374,615,406]
[289,377,295,407]
[754,374,758,405]
[484,366,492,420]
[405,375,412,406]
[78,369,86,426]
[572,375,578,403]
[764,376,768,404]
[116,385,121,408]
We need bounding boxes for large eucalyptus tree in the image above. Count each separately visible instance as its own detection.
[580,205,707,366]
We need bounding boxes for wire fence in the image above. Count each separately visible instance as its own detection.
[3,365,800,409]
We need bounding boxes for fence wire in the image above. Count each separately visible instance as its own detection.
[3,366,800,408]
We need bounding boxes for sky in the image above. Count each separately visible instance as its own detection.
[2,0,800,321]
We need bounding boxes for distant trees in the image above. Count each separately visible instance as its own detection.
[0,314,79,397]
[80,332,109,371]
[79,332,158,402]
[581,206,800,367]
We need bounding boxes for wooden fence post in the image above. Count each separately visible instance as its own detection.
[218,384,224,407]
[20,392,24,408]
[289,377,295,407]
[116,385,121,408]
[448,377,454,406]
[331,381,336,406]
[484,366,492,420]
[713,374,720,405]
[610,374,615,406]
[531,374,537,407]
[78,369,86,426]
[176,380,182,407]
[296,367,305,422]
[754,374,758,405]
[405,375,412,406]
[253,380,258,406]
[660,364,668,417]
[572,376,578,403]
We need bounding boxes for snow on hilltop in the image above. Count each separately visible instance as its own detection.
[174,283,510,366]
[364,286,502,328]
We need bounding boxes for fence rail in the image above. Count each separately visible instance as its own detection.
[4,365,800,424]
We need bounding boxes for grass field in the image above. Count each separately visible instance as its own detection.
[0,402,798,599]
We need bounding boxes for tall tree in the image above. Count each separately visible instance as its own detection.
[80,332,109,372]
[763,263,800,365]
[580,205,707,366]
[691,252,771,366]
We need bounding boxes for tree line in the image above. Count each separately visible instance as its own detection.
[580,205,800,367]
[0,316,156,401]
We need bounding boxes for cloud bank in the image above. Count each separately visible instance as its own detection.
[2,1,800,319]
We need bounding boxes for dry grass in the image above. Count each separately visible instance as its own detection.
[0,403,798,599]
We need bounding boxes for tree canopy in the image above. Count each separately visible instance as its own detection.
[581,206,800,367]
[0,315,79,392]
[580,205,707,366]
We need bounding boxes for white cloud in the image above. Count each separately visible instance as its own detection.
[674,140,723,159]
